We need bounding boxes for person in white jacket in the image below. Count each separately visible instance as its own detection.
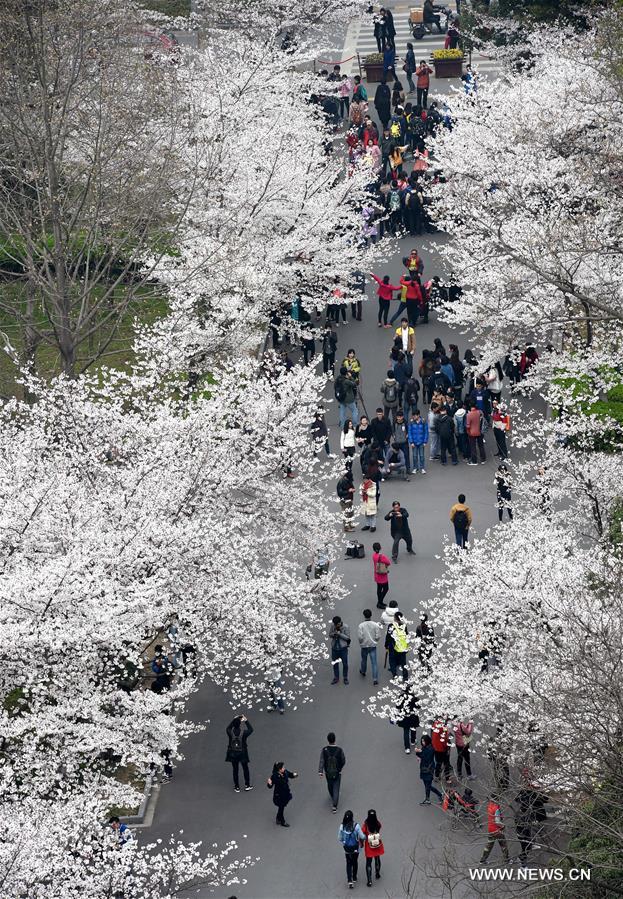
[340,419,357,467]
[358,609,381,684]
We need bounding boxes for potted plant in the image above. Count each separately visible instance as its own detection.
[363,52,384,83]
[432,48,463,78]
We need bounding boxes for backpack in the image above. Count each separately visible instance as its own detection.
[324,746,340,779]
[343,825,359,849]
[384,381,397,403]
[230,731,243,753]
[334,379,346,403]
[454,509,469,531]
[392,625,409,653]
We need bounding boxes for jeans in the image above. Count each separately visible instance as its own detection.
[326,774,341,807]
[332,647,349,681]
[391,529,413,558]
[454,526,469,548]
[469,434,486,462]
[457,431,469,458]
[339,401,359,428]
[390,301,407,324]
[456,745,471,777]
[345,849,359,883]
[416,86,429,108]
[365,513,377,528]
[422,775,443,801]
[231,759,250,789]
[411,444,425,470]
[360,646,379,681]
[407,72,415,92]
[376,582,389,606]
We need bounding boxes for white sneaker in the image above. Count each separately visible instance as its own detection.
[421,468,426,474]
[405,748,411,754]
[411,468,418,474]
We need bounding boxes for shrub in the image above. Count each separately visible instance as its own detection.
[432,49,464,59]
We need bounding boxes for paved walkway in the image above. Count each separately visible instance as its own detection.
[149,25,504,899]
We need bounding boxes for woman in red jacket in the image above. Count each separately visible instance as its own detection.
[370,272,401,328]
[362,809,384,885]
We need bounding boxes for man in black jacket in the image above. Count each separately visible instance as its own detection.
[318,731,346,812]
[369,407,393,449]
[433,407,458,465]
[337,470,355,531]
[384,501,415,561]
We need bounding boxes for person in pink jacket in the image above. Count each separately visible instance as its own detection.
[371,541,391,608]
[454,719,474,779]
[370,272,401,328]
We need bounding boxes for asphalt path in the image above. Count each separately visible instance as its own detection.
[149,48,504,899]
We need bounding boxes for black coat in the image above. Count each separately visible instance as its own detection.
[384,507,411,536]
[369,416,393,447]
[225,720,253,763]
[268,769,296,807]
[374,83,391,115]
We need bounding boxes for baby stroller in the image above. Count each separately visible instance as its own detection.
[442,786,480,831]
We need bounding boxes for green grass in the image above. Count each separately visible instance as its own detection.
[0,280,169,399]
[139,0,191,16]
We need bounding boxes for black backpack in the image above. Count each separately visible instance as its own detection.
[324,747,340,779]
[334,379,347,403]
[454,509,469,531]
[230,731,243,752]
[384,381,397,404]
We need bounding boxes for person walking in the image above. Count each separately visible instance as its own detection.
[267,762,298,827]
[450,493,472,548]
[311,410,331,457]
[495,464,513,522]
[321,324,338,376]
[337,469,356,532]
[338,810,365,889]
[358,609,381,684]
[371,542,391,608]
[370,272,401,328]
[466,402,487,465]
[362,810,384,885]
[384,501,415,561]
[225,715,254,793]
[374,78,392,130]
[408,408,428,473]
[416,734,443,805]
[319,731,346,812]
[387,612,410,680]
[329,616,351,684]
[454,719,474,779]
[415,60,432,108]
[480,795,511,864]
[393,688,420,753]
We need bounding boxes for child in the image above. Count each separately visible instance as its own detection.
[408,409,429,473]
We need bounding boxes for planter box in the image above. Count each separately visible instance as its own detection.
[433,58,463,78]
[364,63,384,83]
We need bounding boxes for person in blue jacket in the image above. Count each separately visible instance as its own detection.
[338,809,366,888]
[408,409,429,473]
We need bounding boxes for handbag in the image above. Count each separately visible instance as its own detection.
[367,832,381,849]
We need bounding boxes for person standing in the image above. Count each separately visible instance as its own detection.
[408,409,428,473]
[369,407,393,451]
[416,734,443,805]
[415,613,435,669]
[466,402,487,465]
[480,795,510,864]
[338,810,365,889]
[450,493,472,548]
[339,73,352,119]
[337,469,356,532]
[394,688,420,753]
[225,715,254,793]
[386,612,409,679]
[349,269,365,321]
[492,401,511,460]
[404,42,416,93]
[311,410,332,458]
[329,616,351,684]
[431,717,452,782]
[374,78,392,131]
[381,6,396,47]
[380,369,400,421]
[334,366,359,429]
[435,406,459,465]
[321,324,338,376]
[495,464,513,522]
[362,810,384,885]
[267,762,298,827]
[415,60,432,109]
[361,475,378,531]
[370,272,401,328]
[319,731,346,812]
[341,419,357,465]
[454,719,474,779]
[384,501,415,561]
[371,541,391,608]
[358,609,381,684]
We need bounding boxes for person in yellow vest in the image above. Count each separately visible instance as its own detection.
[395,319,415,356]
[480,794,510,864]
[387,612,409,680]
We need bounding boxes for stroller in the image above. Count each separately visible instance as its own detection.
[442,786,480,831]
